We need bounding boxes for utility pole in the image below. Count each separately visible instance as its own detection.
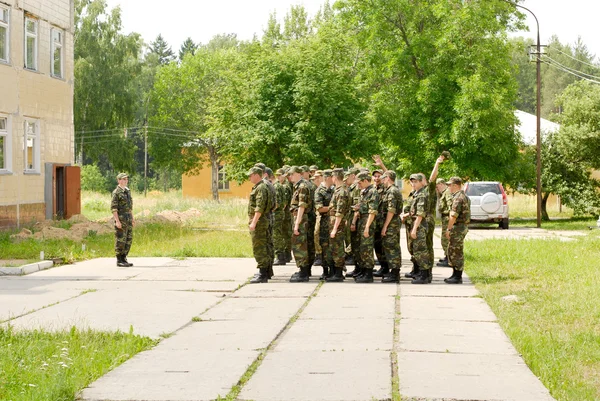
[144,123,148,197]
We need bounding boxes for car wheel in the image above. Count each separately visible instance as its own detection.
[501,218,509,230]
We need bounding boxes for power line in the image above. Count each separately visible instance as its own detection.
[551,47,600,71]
[537,57,600,85]
[75,127,143,135]
[543,55,600,81]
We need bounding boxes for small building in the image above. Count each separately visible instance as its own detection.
[0,0,78,228]
[183,164,252,199]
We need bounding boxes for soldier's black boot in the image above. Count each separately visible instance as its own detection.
[274,253,287,266]
[326,266,344,282]
[346,264,360,278]
[405,261,419,279]
[116,255,128,267]
[345,254,354,265]
[444,269,463,284]
[122,254,134,267]
[355,268,374,283]
[411,268,430,284]
[319,266,329,280]
[286,251,292,263]
[436,256,449,267]
[250,268,269,284]
[290,266,310,282]
[353,267,366,281]
[313,253,322,266]
[382,268,400,283]
[268,266,274,279]
[373,263,389,278]
[326,264,336,279]
[427,268,433,283]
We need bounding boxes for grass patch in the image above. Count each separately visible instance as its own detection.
[510,217,598,231]
[0,326,157,401]
[465,232,600,401]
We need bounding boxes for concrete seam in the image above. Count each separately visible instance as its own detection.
[391,283,401,401]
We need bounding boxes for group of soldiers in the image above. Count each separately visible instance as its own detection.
[247,153,471,285]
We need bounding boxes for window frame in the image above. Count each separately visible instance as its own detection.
[0,5,9,64]
[24,16,38,71]
[0,113,12,173]
[50,27,63,78]
[217,165,230,191]
[23,118,40,173]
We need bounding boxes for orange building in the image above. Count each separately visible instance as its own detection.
[182,164,253,199]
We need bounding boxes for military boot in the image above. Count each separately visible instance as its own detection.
[382,268,400,283]
[326,266,344,282]
[353,267,366,281]
[427,268,433,283]
[286,251,293,262]
[346,265,361,278]
[319,266,329,280]
[273,253,287,266]
[355,268,374,283]
[373,263,389,278]
[345,255,354,265]
[290,267,310,282]
[411,268,430,284]
[268,266,274,279]
[436,256,449,267]
[250,268,269,284]
[122,255,134,267]
[313,253,323,266]
[405,261,419,279]
[116,255,129,267]
[444,269,463,284]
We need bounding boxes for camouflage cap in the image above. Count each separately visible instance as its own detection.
[275,168,286,176]
[282,164,291,171]
[348,167,360,176]
[409,173,425,181]
[436,178,447,185]
[300,165,309,173]
[247,166,263,176]
[382,170,397,181]
[441,151,451,160]
[309,165,319,171]
[446,176,463,185]
[322,169,333,178]
[288,165,303,174]
[356,171,370,181]
[254,162,266,170]
[372,169,384,176]
[313,170,323,177]
[116,172,128,180]
[264,167,274,178]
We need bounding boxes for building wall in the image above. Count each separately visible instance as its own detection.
[183,165,253,199]
[0,0,74,227]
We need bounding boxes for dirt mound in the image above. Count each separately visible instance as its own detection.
[151,208,203,224]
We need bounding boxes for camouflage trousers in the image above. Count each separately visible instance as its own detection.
[315,214,322,254]
[358,215,375,269]
[284,210,292,255]
[114,215,133,257]
[307,212,316,267]
[250,217,271,269]
[382,218,402,270]
[412,220,431,270]
[441,215,449,255]
[319,214,331,268]
[273,211,286,254]
[426,215,435,265]
[344,213,352,255]
[374,217,387,267]
[448,224,468,271]
[405,221,413,258]
[329,217,347,268]
[351,220,361,267]
[292,214,309,268]
[267,212,274,262]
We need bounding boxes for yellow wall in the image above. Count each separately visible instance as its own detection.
[183,165,253,199]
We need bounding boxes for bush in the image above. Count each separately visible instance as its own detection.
[81,165,107,192]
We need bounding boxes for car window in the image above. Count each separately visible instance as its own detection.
[465,183,501,197]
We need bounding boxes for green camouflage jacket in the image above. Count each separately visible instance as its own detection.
[358,184,379,216]
[111,186,132,216]
[248,181,271,219]
[409,187,428,219]
[329,184,351,218]
[438,187,453,217]
[382,185,403,218]
[450,190,471,224]
[315,183,333,214]
[290,178,313,213]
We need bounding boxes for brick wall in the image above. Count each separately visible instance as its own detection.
[0,202,45,228]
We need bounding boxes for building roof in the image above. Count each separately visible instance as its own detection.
[515,110,560,145]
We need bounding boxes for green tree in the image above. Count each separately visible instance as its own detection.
[149,34,175,65]
[179,37,198,61]
[204,33,239,51]
[509,37,536,114]
[74,0,142,171]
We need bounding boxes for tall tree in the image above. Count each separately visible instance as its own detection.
[204,33,239,51]
[149,34,175,65]
[179,37,198,61]
[74,0,142,171]
[509,37,536,114]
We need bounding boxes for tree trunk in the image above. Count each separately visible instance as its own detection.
[209,147,220,202]
[541,192,550,221]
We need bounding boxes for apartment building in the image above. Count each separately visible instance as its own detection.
[0,0,78,228]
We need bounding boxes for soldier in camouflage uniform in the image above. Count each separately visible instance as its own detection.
[255,163,277,277]
[444,177,471,284]
[315,169,334,279]
[283,165,294,262]
[380,170,403,283]
[273,168,290,265]
[401,190,417,278]
[436,178,453,267]
[346,167,363,277]
[289,166,314,282]
[112,173,135,267]
[354,171,380,283]
[312,170,324,266]
[301,165,317,274]
[248,167,273,283]
[408,173,432,284]
[372,169,389,277]
[327,168,351,282]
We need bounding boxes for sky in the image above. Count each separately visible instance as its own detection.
[104,0,600,59]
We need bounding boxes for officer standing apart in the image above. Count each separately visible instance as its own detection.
[444,177,471,284]
[112,173,134,267]
[248,167,272,283]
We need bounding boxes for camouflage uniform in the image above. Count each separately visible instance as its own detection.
[404,191,414,258]
[409,187,431,270]
[273,179,289,258]
[349,182,362,266]
[284,179,294,259]
[357,184,379,270]
[329,183,351,269]
[263,177,277,264]
[374,182,388,268]
[438,186,453,256]
[306,179,317,267]
[315,182,333,269]
[381,184,403,271]
[248,180,272,270]
[112,185,134,258]
[426,181,437,264]
[448,190,470,271]
[290,178,313,269]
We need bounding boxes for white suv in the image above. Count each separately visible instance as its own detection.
[464,181,509,229]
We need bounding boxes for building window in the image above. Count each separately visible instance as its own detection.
[51,28,63,78]
[0,6,8,63]
[24,119,40,172]
[217,165,230,191]
[24,16,37,70]
[0,115,11,172]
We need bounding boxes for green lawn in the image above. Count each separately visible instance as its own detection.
[465,232,600,401]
